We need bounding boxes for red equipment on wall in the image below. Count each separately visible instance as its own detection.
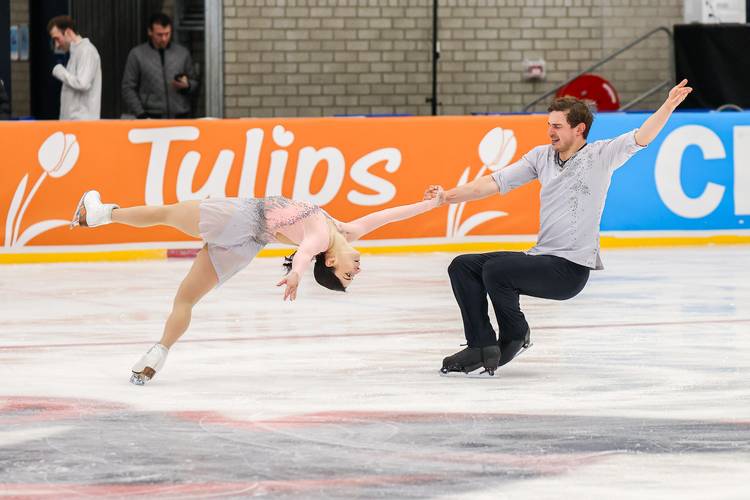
[556,73,620,111]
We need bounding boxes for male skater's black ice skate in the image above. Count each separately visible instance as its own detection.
[440,344,501,378]
[498,328,533,367]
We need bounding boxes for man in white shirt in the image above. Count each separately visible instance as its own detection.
[427,80,693,377]
[48,16,101,120]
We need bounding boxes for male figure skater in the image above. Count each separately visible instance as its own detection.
[426,80,693,376]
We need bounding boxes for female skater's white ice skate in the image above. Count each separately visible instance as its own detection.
[130,344,169,385]
[70,190,119,228]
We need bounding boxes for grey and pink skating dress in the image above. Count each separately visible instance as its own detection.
[198,195,438,286]
[199,196,330,285]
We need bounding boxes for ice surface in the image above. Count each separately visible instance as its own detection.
[1,246,749,498]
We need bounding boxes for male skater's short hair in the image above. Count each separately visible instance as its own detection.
[548,97,594,139]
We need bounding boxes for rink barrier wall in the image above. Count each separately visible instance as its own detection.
[2,233,749,264]
[2,113,748,264]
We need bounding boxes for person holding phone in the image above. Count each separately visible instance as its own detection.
[122,13,198,119]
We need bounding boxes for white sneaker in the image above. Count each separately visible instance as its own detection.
[70,190,119,228]
[130,343,169,386]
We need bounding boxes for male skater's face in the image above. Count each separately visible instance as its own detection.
[547,110,585,152]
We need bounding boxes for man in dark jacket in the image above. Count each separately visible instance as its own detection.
[122,13,198,119]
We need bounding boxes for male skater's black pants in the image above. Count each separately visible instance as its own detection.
[448,252,590,347]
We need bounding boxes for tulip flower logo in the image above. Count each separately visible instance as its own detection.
[38,131,79,178]
[4,132,78,247]
[446,127,517,237]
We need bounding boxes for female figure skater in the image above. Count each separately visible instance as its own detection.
[71,190,442,385]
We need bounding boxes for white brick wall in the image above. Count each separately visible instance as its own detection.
[222,0,682,117]
[5,0,681,118]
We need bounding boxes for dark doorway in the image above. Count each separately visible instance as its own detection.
[70,0,163,118]
[1,0,11,114]
[30,0,68,119]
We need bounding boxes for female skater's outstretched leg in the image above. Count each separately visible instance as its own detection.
[112,201,202,237]
[130,247,218,385]
[71,190,201,238]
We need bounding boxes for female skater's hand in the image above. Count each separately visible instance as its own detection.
[277,271,300,301]
[424,185,445,207]
[665,79,692,110]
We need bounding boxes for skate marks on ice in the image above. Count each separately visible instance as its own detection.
[2,396,750,499]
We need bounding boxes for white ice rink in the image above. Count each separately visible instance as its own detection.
[1,246,749,499]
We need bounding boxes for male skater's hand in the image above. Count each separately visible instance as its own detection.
[424,185,445,207]
[277,271,300,301]
[665,79,692,110]
[635,79,694,147]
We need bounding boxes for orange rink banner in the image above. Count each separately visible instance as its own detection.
[1,116,548,262]
[6,115,747,264]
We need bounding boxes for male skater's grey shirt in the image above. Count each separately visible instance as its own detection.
[491,130,644,270]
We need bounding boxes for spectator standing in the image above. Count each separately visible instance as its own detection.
[48,15,102,120]
[122,13,198,119]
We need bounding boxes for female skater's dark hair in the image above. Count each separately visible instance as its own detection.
[283,252,346,292]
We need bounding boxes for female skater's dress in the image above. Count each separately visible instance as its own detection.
[198,196,330,286]
[198,195,438,286]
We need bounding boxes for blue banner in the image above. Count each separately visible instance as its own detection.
[591,112,750,230]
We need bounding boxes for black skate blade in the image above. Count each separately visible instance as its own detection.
[438,368,497,379]
[498,340,535,368]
